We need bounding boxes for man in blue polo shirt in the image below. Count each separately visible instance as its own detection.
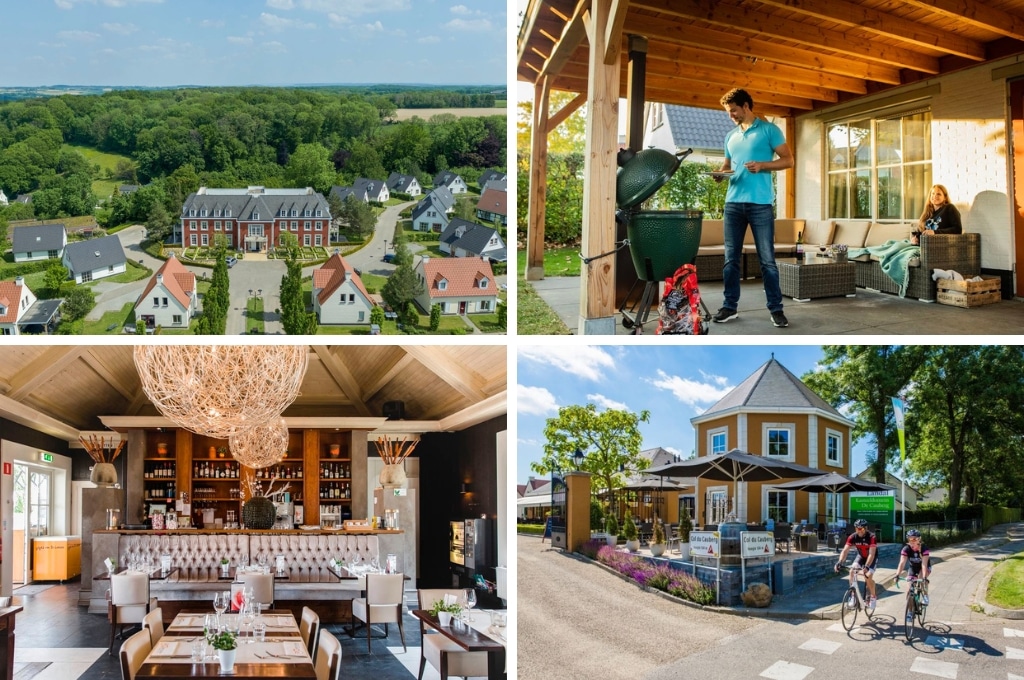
[712,88,794,328]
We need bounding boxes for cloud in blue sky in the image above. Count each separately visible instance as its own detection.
[2,0,504,86]
[517,346,616,381]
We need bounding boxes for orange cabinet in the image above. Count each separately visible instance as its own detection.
[32,537,81,582]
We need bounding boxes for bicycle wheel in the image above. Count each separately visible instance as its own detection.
[917,598,927,625]
[904,596,917,641]
[841,587,859,630]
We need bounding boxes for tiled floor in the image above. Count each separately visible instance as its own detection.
[10,582,446,680]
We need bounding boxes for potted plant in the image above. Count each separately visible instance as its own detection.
[678,505,694,560]
[623,513,640,553]
[589,499,607,542]
[605,515,619,547]
[650,519,667,557]
[207,629,238,672]
[429,599,463,627]
[220,558,230,577]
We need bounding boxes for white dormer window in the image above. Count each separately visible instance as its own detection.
[252,211,259,220]
[280,208,286,216]
[225,209,232,217]
[479,277,489,289]
[304,209,311,217]
[438,279,447,291]
[291,209,297,217]
[215,209,221,217]
[189,209,196,217]
[201,209,207,217]
[315,210,322,217]
[0,305,6,316]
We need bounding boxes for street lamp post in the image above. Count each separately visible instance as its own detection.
[383,239,388,253]
[573,448,586,471]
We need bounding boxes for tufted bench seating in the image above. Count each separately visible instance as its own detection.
[111,533,379,623]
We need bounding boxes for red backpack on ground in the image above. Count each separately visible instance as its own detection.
[656,264,710,335]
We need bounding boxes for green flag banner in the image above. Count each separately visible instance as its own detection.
[891,396,906,463]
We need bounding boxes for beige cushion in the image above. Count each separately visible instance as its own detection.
[699,220,723,246]
[774,219,805,244]
[424,633,489,677]
[802,220,835,248]
[832,220,872,248]
[352,573,404,624]
[698,245,726,255]
[864,222,912,247]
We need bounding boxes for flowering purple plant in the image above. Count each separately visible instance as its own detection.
[594,545,716,605]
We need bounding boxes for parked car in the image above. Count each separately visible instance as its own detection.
[226,256,237,268]
[382,253,395,263]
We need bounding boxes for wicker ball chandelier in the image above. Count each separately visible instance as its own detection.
[230,417,288,470]
[133,345,308,439]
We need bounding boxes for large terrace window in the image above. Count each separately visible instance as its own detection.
[826,110,932,222]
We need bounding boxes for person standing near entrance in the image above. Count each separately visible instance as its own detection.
[712,88,794,328]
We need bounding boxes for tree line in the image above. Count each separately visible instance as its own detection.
[0,87,506,226]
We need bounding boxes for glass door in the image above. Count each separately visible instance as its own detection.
[14,464,52,584]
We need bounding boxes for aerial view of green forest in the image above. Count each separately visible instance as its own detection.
[0,86,506,227]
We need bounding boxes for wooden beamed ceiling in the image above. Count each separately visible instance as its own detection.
[518,0,1024,116]
[0,345,506,441]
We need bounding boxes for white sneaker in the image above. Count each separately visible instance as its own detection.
[868,596,877,611]
[906,613,914,623]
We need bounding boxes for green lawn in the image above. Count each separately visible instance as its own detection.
[65,144,133,198]
[987,553,1024,609]
[519,280,571,335]
[80,302,135,335]
[516,246,581,277]
[246,297,265,334]
[469,310,505,333]
[360,273,387,294]
[418,242,445,259]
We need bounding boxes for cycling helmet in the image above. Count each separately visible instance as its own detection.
[854,519,869,528]
[906,529,921,538]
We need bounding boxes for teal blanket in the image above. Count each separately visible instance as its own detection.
[847,239,921,297]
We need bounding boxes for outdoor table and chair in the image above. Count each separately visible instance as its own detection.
[412,609,507,680]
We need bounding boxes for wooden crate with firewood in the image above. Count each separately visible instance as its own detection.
[936,276,1001,308]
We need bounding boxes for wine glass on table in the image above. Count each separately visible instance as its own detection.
[257,552,268,573]
[203,613,218,659]
[213,591,228,629]
[241,601,257,644]
[463,589,477,624]
[819,245,828,259]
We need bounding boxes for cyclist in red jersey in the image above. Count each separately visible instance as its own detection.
[834,518,879,609]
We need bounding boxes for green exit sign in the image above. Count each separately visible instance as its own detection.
[41,453,53,463]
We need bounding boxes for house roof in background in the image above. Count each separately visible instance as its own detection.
[12,223,66,253]
[63,235,126,273]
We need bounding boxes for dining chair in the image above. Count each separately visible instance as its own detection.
[239,572,275,609]
[351,572,406,653]
[314,629,342,680]
[108,572,157,654]
[299,606,320,662]
[142,607,164,647]
[118,628,152,680]
[416,588,487,680]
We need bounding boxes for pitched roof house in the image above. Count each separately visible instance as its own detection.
[0,189,7,206]
[475,187,507,226]
[478,169,506,188]
[689,356,854,527]
[429,186,456,212]
[134,253,197,330]
[330,185,356,203]
[352,178,390,203]
[0,277,37,336]
[415,257,498,315]
[312,253,375,325]
[644,104,737,164]
[439,219,507,261]
[12,223,68,263]
[119,184,141,195]
[411,193,451,233]
[62,235,127,284]
[433,171,468,194]
[386,172,422,196]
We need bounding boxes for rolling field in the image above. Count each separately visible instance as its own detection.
[65,144,133,198]
[394,108,506,120]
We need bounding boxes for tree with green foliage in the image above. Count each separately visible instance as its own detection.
[370,305,385,326]
[496,300,506,330]
[60,286,95,324]
[280,257,315,335]
[381,264,423,315]
[136,318,146,335]
[401,301,419,329]
[145,201,173,243]
[802,346,925,483]
[429,303,441,331]
[43,261,68,297]
[340,195,376,238]
[0,213,8,251]
[534,403,652,498]
[285,143,335,194]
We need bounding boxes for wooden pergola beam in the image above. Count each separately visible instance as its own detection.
[540,0,590,79]
[632,0,951,71]
[546,91,587,133]
[526,77,551,281]
[603,0,630,65]
[903,0,1024,42]
[756,0,984,61]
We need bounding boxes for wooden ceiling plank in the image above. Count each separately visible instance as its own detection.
[604,0,630,65]
[0,393,81,441]
[632,0,946,72]
[639,39,868,94]
[362,353,415,402]
[438,392,508,432]
[902,0,1024,42]
[403,347,487,403]
[80,351,135,403]
[310,346,372,417]
[622,15,904,84]
[540,0,591,79]
[755,0,983,61]
[7,347,86,402]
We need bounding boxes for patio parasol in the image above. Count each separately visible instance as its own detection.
[770,472,895,525]
[644,448,823,521]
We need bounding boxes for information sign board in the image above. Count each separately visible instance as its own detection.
[740,531,775,557]
[690,531,720,558]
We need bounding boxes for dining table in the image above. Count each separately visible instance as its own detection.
[411,609,506,680]
[137,610,314,680]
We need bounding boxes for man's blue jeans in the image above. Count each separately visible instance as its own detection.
[722,202,783,313]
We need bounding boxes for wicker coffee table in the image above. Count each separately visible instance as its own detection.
[777,257,856,301]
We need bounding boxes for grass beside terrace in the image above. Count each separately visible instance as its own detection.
[516,246,581,277]
[986,552,1024,609]
[519,280,570,335]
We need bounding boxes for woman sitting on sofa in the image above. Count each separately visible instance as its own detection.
[911,184,962,244]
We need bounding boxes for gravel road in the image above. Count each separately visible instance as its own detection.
[517,534,762,680]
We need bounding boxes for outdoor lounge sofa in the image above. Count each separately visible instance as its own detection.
[694,217,981,301]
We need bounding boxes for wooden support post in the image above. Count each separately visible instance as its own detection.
[525,77,550,282]
[783,116,797,218]
[565,472,593,553]
[579,0,621,335]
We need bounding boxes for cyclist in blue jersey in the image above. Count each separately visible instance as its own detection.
[834,518,879,610]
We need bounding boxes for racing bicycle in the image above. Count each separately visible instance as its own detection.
[839,565,876,631]
[896,574,929,641]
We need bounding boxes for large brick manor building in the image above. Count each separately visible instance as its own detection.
[180,186,331,252]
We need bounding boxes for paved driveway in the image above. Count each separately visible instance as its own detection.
[228,258,285,335]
